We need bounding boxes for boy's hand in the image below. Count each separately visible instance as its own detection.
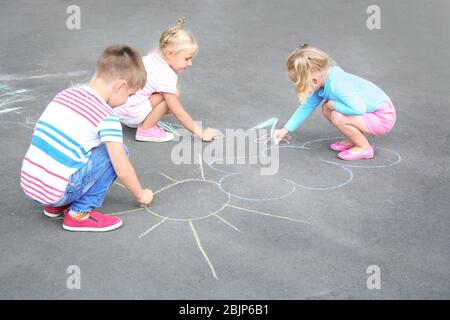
[273,128,289,145]
[137,188,154,207]
[202,128,217,141]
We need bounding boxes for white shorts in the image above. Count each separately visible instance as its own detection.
[118,99,153,128]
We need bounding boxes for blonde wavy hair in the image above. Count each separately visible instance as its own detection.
[287,44,334,104]
[158,17,198,56]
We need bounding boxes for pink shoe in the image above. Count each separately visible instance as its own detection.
[44,205,70,218]
[337,147,374,161]
[135,126,175,142]
[63,210,123,232]
[330,141,353,152]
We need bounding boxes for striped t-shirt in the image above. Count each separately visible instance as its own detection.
[20,86,123,205]
[114,51,178,123]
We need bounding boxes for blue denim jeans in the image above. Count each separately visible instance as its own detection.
[52,143,127,213]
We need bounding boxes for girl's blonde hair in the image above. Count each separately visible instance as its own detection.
[287,44,334,104]
[159,17,198,56]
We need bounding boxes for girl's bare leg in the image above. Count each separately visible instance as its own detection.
[139,88,180,130]
[139,93,168,130]
[329,110,372,152]
[322,102,353,146]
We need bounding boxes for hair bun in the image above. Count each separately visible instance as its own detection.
[299,43,309,49]
[176,17,186,30]
[167,17,187,36]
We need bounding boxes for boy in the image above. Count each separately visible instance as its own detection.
[20,45,154,232]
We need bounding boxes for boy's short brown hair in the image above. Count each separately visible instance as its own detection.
[95,45,147,89]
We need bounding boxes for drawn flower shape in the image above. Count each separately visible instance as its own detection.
[299,137,402,169]
[207,136,401,201]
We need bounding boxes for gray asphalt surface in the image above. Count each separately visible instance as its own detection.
[0,0,449,299]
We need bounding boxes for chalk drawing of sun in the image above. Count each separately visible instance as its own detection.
[105,128,401,280]
[46,110,401,281]
[110,153,312,280]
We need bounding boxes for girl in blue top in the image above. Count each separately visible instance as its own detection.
[273,44,396,160]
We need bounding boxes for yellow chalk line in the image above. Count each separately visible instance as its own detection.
[213,214,241,232]
[189,221,219,280]
[159,172,178,182]
[226,204,312,225]
[138,218,168,239]
[110,207,144,216]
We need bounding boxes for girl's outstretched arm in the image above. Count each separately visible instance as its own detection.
[274,92,323,144]
[284,91,323,133]
[163,92,216,141]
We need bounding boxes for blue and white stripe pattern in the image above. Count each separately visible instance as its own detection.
[21,86,123,204]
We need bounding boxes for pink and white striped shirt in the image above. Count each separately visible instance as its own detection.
[114,51,178,125]
[20,86,123,204]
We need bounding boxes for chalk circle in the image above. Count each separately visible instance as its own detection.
[299,137,402,168]
[208,145,354,201]
[145,179,230,221]
[331,147,402,168]
[265,145,354,191]
[207,153,285,175]
[218,172,296,201]
[207,155,296,201]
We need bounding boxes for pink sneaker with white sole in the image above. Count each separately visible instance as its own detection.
[63,210,123,232]
[135,126,174,142]
[44,205,70,218]
[337,146,374,161]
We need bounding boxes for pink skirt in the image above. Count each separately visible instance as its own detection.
[363,100,397,136]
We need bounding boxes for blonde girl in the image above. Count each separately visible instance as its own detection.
[115,17,217,142]
[274,44,396,160]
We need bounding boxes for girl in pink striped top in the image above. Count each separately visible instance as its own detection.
[114,17,217,142]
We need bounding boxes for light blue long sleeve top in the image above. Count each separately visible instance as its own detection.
[284,66,390,132]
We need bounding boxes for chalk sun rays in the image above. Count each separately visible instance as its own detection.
[51,150,312,280]
[130,154,311,280]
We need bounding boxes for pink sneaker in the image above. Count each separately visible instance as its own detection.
[135,126,175,142]
[337,146,374,161]
[44,205,70,218]
[330,141,353,152]
[63,210,123,232]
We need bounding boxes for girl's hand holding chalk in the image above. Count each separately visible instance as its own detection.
[273,128,289,145]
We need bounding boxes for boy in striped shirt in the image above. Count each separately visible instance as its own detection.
[20,45,154,232]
